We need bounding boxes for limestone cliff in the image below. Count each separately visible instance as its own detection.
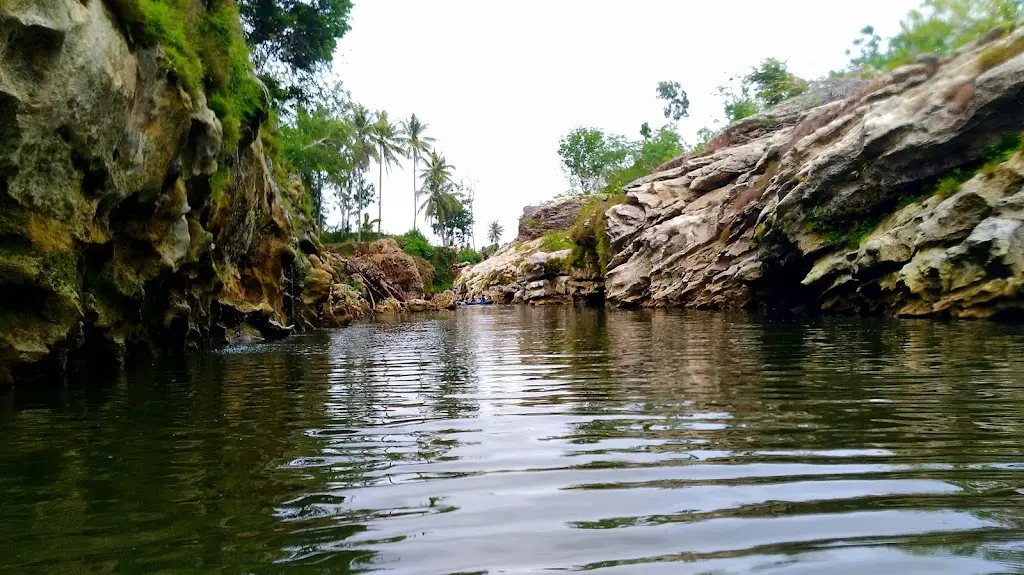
[462,26,1024,318]
[606,26,1024,317]
[0,0,452,382]
[455,238,602,305]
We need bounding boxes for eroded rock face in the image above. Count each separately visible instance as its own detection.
[517,196,587,241]
[605,27,1024,318]
[0,0,224,379]
[0,0,455,382]
[455,239,602,305]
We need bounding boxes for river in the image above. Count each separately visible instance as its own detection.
[3,307,1024,573]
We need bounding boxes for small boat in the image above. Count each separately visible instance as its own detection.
[458,299,494,306]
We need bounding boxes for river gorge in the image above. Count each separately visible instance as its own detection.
[4,307,1024,573]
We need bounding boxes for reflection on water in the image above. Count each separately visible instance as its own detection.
[3,307,1024,573]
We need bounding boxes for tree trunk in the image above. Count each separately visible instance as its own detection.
[412,153,418,232]
[378,144,383,235]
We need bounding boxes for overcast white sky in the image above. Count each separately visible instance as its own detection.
[329,0,918,246]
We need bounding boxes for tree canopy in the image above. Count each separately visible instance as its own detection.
[238,0,354,101]
[846,0,1024,72]
[557,125,682,195]
[656,81,691,121]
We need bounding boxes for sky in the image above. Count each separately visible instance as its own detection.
[329,0,920,247]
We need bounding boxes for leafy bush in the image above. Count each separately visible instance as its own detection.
[394,229,433,260]
[540,232,574,252]
[843,0,1024,73]
[394,230,458,293]
[481,244,499,259]
[428,247,457,293]
[458,248,482,265]
[319,230,383,244]
[745,58,809,106]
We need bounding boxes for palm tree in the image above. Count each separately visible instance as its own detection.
[419,151,461,244]
[350,105,379,241]
[371,110,408,234]
[402,113,436,231]
[487,221,504,246]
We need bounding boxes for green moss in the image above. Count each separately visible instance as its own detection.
[568,194,625,275]
[525,218,540,229]
[542,256,569,275]
[210,167,230,208]
[806,209,883,249]
[935,172,966,198]
[108,0,263,156]
[978,36,1024,72]
[539,232,574,252]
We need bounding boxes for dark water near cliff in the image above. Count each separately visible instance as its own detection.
[4,308,1024,573]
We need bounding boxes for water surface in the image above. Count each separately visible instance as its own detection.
[3,307,1024,573]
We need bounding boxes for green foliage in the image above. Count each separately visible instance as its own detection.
[210,167,231,208]
[935,172,968,197]
[557,127,631,193]
[693,127,717,155]
[543,256,570,275]
[394,229,456,292]
[278,95,354,227]
[806,213,882,249]
[481,244,499,259]
[715,58,808,123]
[932,132,1021,193]
[540,232,574,252]
[717,82,760,122]
[395,229,433,260]
[402,113,436,232]
[656,81,690,121]
[428,247,457,293]
[487,221,504,246]
[107,0,263,155]
[458,248,483,265]
[239,0,353,102]
[568,195,625,274]
[419,152,469,246]
[744,58,809,107]
[525,218,540,229]
[557,125,682,194]
[844,0,1024,73]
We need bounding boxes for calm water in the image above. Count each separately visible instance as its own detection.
[4,307,1024,574]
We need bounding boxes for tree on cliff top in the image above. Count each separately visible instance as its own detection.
[656,81,691,121]
[487,221,504,246]
[557,126,681,194]
[845,0,1024,72]
[238,0,354,101]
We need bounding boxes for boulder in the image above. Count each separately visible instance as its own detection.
[517,196,588,241]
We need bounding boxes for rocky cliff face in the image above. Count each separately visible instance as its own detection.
[0,0,452,382]
[458,27,1024,318]
[516,196,587,242]
[606,27,1024,317]
[455,239,602,305]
